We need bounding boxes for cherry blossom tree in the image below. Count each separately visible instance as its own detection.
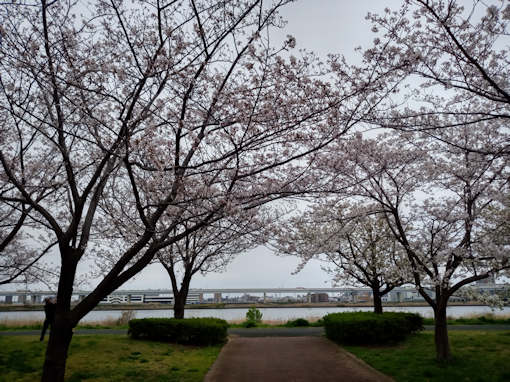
[320,128,509,361]
[158,208,269,318]
[354,0,510,359]
[0,213,56,286]
[0,192,51,285]
[363,0,510,155]
[275,202,408,313]
[0,15,57,286]
[0,1,394,380]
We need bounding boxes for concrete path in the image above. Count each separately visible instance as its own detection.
[204,336,393,382]
[228,326,324,337]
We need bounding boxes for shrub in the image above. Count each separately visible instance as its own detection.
[285,318,310,327]
[399,312,424,332]
[128,317,228,345]
[323,312,423,345]
[241,320,257,328]
[245,307,262,324]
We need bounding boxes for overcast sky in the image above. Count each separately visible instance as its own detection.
[122,0,390,291]
[3,0,488,293]
[0,0,391,293]
[0,1,417,292]
[2,1,500,294]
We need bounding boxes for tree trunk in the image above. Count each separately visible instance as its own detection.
[173,279,191,320]
[41,248,80,382]
[372,289,383,314]
[173,292,186,319]
[433,299,451,362]
[41,315,74,382]
[162,260,190,319]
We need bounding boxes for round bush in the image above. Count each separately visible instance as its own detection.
[285,318,310,327]
[323,312,423,345]
[128,317,228,345]
[242,320,257,328]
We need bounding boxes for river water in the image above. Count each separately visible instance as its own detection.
[1,305,509,323]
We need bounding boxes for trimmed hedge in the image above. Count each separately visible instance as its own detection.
[128,317,228,345]
[241,320,257,328]
[285,318,310,327]
[323,312,423,345]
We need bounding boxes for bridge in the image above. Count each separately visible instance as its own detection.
[0,284,507,305]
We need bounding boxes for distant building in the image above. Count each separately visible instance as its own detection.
[352,291,370,303]
[186,291,201,304]
[311,293,329,303]
[100,292,200,305]
[101,294,145,304]
[143,294,173,304]
[476,275,496,285]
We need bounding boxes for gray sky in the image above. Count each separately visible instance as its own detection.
[124,0,388,290]
[0,1,401,292]
[3,0,489,293]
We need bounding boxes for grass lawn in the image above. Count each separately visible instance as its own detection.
[344,330,510,382]
[0,323,130,331]
[0,335,222,382]
[422,315,510,326]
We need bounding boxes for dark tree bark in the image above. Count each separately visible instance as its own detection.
[41,250,79,382]
[414,283,452,362]
[41,316,74,381]
[161,259,193,319]
[433,296,451,362]
[173,288,188,319]
[372,288,383,314]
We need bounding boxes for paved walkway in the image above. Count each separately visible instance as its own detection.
[204,336,393,382]
[228,326,324,337]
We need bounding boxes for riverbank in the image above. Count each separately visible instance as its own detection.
[3,304,509,323]
[0,301,495,312]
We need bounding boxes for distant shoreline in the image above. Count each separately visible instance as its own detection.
[0,301,496,312]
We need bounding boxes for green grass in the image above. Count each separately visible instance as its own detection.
[228,322,273,328]
[0,323,43,331]
[422,314,510,326]
[228,318,324,328]
[75,323,129,330]
[344,330,510,382]
[0,322,129,331]
[0,335,222,381]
